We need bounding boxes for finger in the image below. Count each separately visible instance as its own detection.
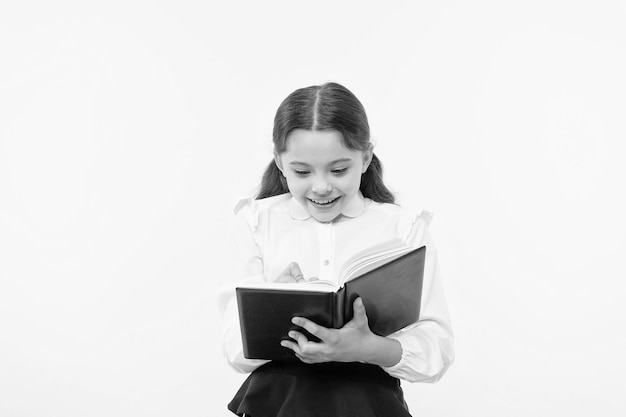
[288,330,310,347]
[351,297,369,328]
[287,262,306,283]
[275,262,304,283]
[286,334,324,364]
[281,331,311,358]
[274,273,296,283]
[287,261,302,277]
[291,316,330,342]
[281,262,304,282]
[280,339,302,355]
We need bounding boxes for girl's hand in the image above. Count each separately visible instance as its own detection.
[274,262,306,283]
[281,297,400,366]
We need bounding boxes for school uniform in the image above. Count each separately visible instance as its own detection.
[218,193,454,416]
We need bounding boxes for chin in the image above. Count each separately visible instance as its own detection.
[310,210,341,223]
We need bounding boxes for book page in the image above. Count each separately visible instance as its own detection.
[237,279,339,293]
[339,238,415,283]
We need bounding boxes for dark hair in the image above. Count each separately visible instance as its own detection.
[257,82,395,204]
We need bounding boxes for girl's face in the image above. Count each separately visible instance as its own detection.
[276,129,371,223]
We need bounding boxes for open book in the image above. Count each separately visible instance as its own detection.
[236,239,426,361]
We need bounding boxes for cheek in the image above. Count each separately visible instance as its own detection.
[284,175,308,195]
[342,171,363,191]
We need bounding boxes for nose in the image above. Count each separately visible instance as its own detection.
[311,174,332,195]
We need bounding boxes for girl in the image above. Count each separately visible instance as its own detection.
[219,82,454,417]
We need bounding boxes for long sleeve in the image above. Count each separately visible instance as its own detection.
[381,212,455,382]
[218,196,454,381]
[217,199,270,373]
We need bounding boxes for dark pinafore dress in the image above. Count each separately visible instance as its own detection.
[228,361,412,417]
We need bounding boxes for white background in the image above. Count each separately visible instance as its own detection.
[1,1,625,416]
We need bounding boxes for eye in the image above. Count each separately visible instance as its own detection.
[331,168,348,175]
[293,170,310,176]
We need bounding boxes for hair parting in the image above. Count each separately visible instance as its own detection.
[257,82,395,204]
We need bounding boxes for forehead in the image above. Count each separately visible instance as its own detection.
[283,129,359,162]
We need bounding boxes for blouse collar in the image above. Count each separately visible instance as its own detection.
[289,192,366,221]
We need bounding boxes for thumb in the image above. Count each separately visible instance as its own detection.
[352,297,369,327]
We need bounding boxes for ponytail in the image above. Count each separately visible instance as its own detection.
[360,153,395,204]
[256,160,289,200]
[258,82,395,204]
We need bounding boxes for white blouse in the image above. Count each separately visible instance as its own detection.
[218,192,454,383]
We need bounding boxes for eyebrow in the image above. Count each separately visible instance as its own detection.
[288,158,353,166]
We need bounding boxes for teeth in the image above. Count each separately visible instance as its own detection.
[310,197,338,205]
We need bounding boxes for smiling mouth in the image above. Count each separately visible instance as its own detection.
[307,196,341,207]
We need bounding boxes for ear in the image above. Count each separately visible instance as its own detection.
[362,148,373,174]
[274,153,285,175]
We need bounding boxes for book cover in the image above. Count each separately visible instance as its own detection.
[236,242,426,361]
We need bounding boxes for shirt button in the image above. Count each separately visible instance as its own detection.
[323,260,330,266]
